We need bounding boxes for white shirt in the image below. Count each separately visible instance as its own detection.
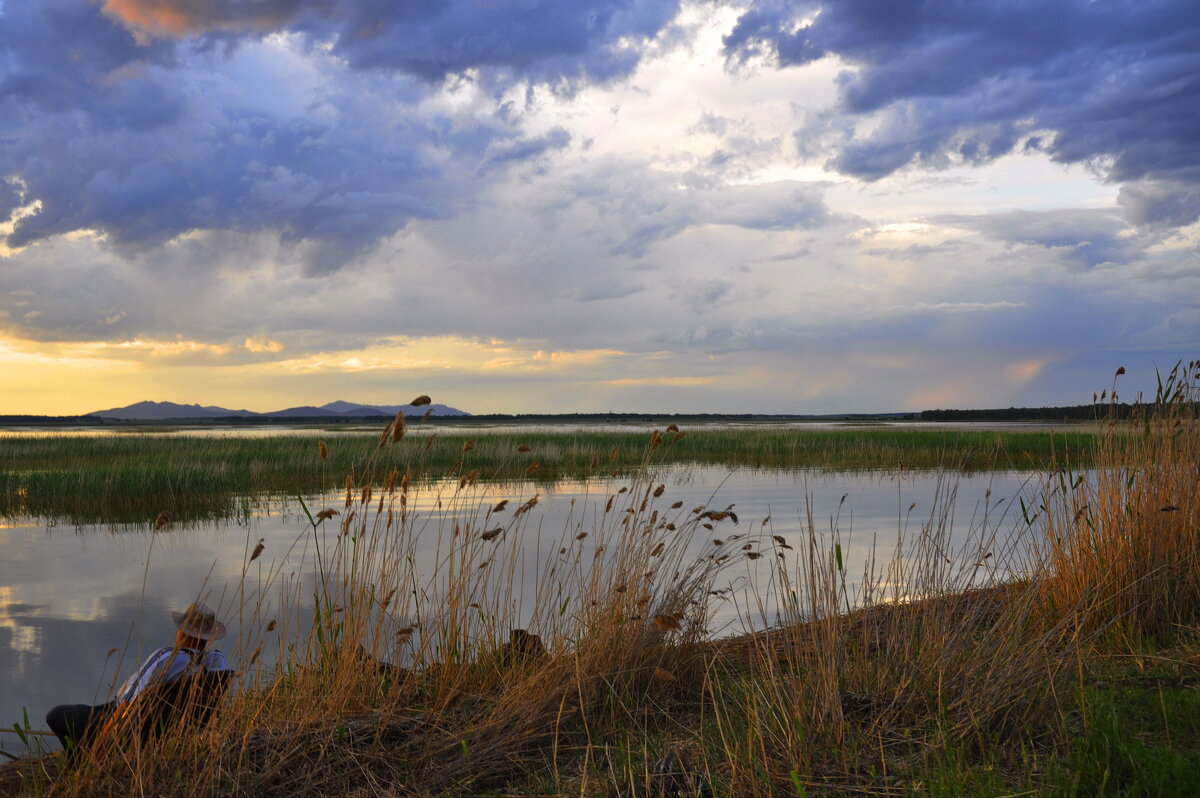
[116,647,230,704]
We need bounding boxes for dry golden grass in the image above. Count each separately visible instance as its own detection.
[5,363,1199,796]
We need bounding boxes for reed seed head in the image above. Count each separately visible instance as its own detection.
[653,613,682,631]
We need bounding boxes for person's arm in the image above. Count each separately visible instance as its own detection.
[96,648,194,745]
[204,650,232,672]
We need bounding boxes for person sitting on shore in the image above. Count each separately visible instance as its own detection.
[45,602,232,753]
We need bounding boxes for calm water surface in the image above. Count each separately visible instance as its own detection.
[0,466,1040,751]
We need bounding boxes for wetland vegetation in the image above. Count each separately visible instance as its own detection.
[1,363,1198,797]
[0,426,1096,524]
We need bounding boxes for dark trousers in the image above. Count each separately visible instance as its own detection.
[45,701,116,752]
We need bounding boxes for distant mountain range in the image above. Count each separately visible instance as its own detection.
[88,400,469,420]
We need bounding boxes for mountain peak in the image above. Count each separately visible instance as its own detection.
[89,399,468,420]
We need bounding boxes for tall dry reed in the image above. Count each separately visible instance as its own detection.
[1038,360,1200,646]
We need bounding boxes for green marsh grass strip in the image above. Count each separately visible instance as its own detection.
[0,428,1097,523]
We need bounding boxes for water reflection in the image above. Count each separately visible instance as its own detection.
[0,467,1037,751]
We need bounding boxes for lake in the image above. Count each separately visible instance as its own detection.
[0,463,1045,751]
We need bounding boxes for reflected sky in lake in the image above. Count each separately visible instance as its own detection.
[0,467,1039,752]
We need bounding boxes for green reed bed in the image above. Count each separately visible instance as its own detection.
[0,426,1096,524]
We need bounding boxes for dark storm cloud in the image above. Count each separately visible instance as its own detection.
[725,0,1200,226]
[102,0,680,86]
[0,0,679,265]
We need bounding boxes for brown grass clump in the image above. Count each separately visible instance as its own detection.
[1038,360,1200,646]
[9,366,1200,796]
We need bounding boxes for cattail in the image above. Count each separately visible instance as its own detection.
[318,440,329,460]
[250,539,265,562]
[409,395,432,406]
[653,614,681,631]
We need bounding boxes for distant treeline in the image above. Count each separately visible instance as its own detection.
[920,404,1135,422]
[0,415,103,425]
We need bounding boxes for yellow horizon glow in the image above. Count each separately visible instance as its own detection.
[0,332,640,415]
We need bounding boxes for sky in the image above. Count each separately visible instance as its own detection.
[0,0,1197,415]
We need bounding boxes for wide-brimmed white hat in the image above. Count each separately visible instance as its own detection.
[170,602,226,641]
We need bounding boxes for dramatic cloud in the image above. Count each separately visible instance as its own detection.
[101,0,680,85]
[0,1,1195,414]
[0,0,678,265]
[726,0,1200,227]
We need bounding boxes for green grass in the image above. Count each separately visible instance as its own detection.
[1047,655,1200,798]
[0,426,1097,523]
